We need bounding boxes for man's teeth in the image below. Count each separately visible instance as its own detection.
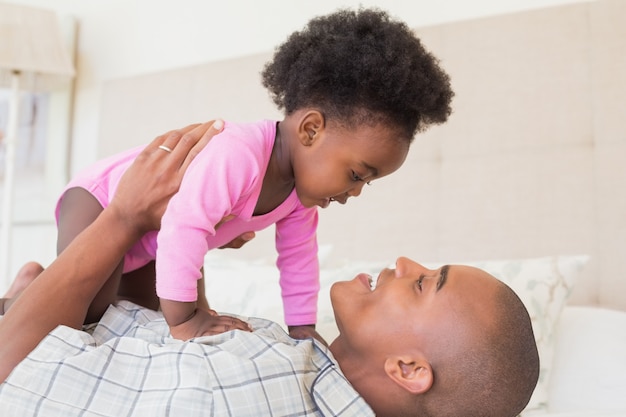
[367,274,376,291]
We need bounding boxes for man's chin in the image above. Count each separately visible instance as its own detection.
[328,282,345,325]
[329,280,352,303]
[328,281,340,308]
[328,280,361,334]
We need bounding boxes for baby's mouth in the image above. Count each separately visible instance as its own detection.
[329,196,348,205]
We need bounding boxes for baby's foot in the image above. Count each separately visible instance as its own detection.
[3,261,43,298]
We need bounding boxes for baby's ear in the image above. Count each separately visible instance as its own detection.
[298,110,325,146]
[384,356,433,394]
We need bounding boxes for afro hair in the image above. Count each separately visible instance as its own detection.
[261,8,454,141]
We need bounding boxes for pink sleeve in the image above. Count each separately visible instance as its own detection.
[155,131,261,302]
[275,204,320,326]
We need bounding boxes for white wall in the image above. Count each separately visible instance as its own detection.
[1,0,593,292]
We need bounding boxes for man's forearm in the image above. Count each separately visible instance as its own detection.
[0,208,142,381]
[0,120,224,383]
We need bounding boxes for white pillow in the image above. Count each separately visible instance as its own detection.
[203,254,284,324]
[203,250,386,337]
[203,254,384,339]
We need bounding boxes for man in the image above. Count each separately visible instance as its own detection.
[0,121,539,416]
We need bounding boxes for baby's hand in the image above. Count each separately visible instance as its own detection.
[288,325,328,347]
[169,308,252,340]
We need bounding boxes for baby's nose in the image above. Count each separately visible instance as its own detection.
[347,182,365,197]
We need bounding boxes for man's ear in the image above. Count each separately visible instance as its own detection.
[297,110,325,146]
[384,356,433,394]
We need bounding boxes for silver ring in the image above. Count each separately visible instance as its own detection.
[158,145,173,153]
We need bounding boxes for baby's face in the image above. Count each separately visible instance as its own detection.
[329,257,500,357]
[291,121,409,209]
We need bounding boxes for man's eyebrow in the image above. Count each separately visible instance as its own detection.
[436,265,450,292]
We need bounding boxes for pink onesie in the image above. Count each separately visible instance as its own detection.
[56,120,320,326]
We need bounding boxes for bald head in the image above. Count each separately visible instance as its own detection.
[415,269,539,417]
[329,259,540,417]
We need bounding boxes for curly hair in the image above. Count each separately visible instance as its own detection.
[261,8,454,141]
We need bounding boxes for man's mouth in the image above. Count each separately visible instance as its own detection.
[369,274,377,291]
[357,273,377,291]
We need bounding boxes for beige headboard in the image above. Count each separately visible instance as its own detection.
[99,0,626,311]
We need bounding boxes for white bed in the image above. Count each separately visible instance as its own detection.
[2,254,625,416]
[97,1,626,413]
[3,0,626,415]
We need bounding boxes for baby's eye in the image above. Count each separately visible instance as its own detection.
[351,171,372,184]
[417,275,424,292]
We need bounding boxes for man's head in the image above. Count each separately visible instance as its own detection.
[329,257,539,417]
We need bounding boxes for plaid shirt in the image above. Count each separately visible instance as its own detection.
[0,301,373,417]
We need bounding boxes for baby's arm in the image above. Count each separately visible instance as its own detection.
[288,324,327,346]
[275,205,328,346]
[196,268,210,312]
[160,298,251,340]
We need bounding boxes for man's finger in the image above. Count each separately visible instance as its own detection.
[218,232,255,249]
[215,214,235,229]
[179,120,224,173]
[148,123,201,153]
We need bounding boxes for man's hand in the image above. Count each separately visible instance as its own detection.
[0,121,227,383]
[214,215,256,249]
[288,324,328,346]
[219,231,256,249]
[111,120,224,235]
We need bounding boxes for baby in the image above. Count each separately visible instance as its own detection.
[36,8,454,342]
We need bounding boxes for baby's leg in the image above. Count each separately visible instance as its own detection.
[3,262,44,298]
[0,262,44,314]
[118,263,209,312]
[118,261,159,310]
[57,187,124,324]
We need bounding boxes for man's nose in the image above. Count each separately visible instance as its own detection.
[394,257,432,278]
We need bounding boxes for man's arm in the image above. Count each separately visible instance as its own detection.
[0,121,223,382]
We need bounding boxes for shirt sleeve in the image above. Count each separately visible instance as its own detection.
[155,129,262,302]
[275,203,320,326]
